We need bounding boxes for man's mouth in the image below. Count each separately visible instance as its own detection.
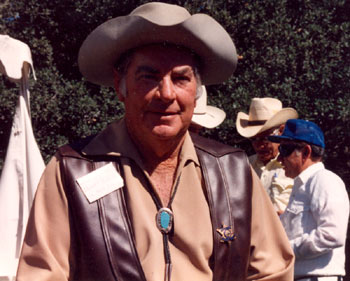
[148,109,179,116]
[155,111,177,115]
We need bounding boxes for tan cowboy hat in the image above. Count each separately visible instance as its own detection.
[236,97,298,138]
[191,86,226,129]
[78,2,237,87]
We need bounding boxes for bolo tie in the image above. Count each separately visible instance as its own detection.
[147,173,181,281]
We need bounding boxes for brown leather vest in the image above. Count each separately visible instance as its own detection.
[58,133,252,281]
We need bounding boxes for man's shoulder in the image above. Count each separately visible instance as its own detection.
[190,132,245,158]
[298,163,347,199]
[310,165,345,187]
[58,119,125,160]
[58,135,97,159]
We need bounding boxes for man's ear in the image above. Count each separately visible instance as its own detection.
[113,69,125,102]
[278,124,285,135]
[302,145,312,159]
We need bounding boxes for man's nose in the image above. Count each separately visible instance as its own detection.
[158,78,175,102]
[254,140,268,149]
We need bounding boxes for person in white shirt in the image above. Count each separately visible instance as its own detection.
[236,97,298,214]
[269,119,350,281]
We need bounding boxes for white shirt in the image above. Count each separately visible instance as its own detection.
[249,154,293,212]
[280,162,349,278]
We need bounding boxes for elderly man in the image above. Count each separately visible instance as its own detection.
[269,119,349,281]
[17,3,294,281]
[236,97,298,213]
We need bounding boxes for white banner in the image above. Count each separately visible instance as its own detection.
[0,35,45,280]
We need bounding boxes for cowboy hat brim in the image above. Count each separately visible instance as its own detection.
[192,105,226,129]
[78,10,237,87]
[236,108,298,138]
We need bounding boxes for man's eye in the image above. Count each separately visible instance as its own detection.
[173,76,190,82]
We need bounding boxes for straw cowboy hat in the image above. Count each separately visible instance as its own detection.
[191,86,226,129]
[236,97,298,138]
[78,2,237,87]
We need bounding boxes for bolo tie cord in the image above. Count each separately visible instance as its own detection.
[147,173,181,281]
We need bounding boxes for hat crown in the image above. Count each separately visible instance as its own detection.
[249,98,282,121]
[78,2,237,86]
[282,119,325,148]
[193,86,207,114]
[130,2,191,26]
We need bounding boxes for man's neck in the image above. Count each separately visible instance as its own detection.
[139,138,184,173]
[126,127,187,205]
[299,159,320,176]
[139,137,184,206]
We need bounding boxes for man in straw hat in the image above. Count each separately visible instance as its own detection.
[189,86,226,133]
[236,97,298,214]
[268,119,349,281]
[17,3,294,281]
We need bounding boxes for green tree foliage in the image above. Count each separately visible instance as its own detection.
[1,0,349,185]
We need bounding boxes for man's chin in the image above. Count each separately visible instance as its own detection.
[151,125,185,141]
[257,154,272,163]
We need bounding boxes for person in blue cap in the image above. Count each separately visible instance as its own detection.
[269,119,349,281]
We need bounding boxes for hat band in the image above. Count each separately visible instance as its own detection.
[247,120,267,126]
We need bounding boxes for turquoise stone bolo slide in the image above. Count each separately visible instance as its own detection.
[156,207,173,234]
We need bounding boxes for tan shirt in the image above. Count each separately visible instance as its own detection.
[17,119,294,281]
[249,154,293,212]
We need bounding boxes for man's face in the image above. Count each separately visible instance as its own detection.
[250,128,280,165]
[277,141,305,178]
[116,44,198,144]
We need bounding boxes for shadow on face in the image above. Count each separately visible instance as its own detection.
[250,128,280,165]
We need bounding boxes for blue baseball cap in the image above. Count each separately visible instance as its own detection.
[268,119,325,148]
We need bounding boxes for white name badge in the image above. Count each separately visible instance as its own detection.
[76,163,124,203]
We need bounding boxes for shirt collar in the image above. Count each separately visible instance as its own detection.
[82,118,199,167]
[295,161,324,184]
[178,130,200,167]
[265,154,283,169]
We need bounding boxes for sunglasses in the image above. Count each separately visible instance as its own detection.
[278,143,304,157]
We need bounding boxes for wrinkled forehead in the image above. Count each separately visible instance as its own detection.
[115,43,201,74]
